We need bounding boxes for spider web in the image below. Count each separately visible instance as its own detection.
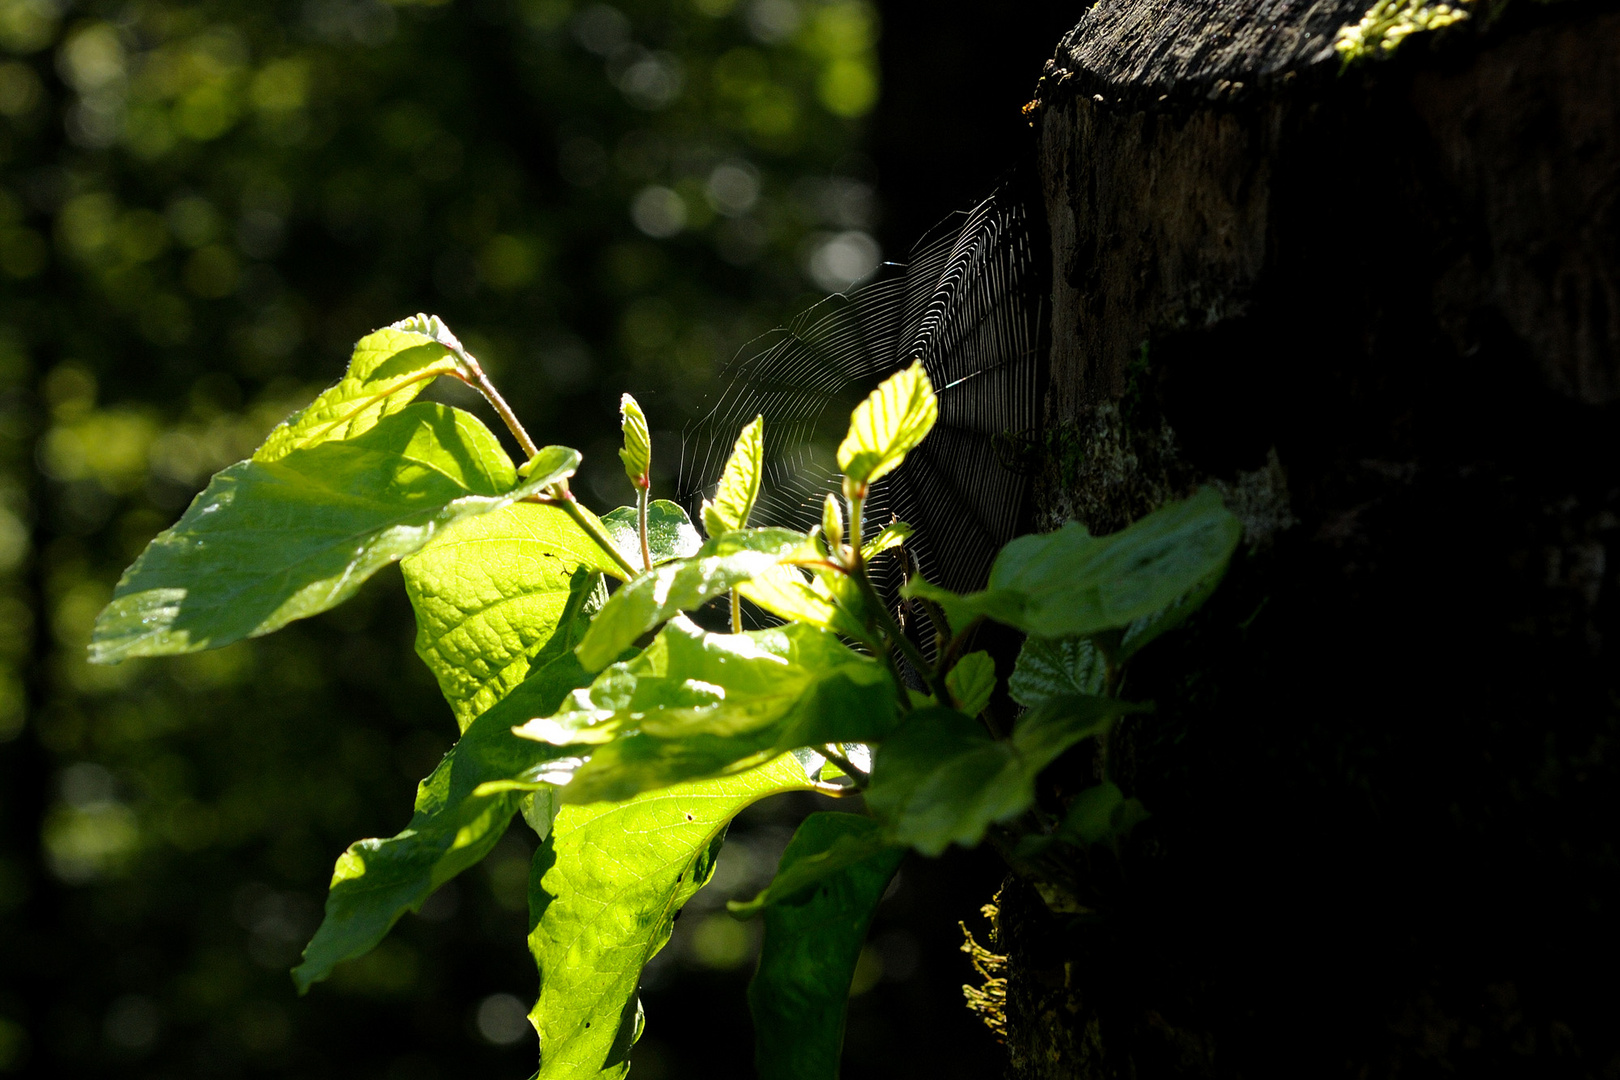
[678,176,1047,610]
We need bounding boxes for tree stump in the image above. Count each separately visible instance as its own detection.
[1002,2,1620,1076]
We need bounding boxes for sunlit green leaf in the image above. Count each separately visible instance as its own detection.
[700,414,763,537]
[255,323,467,463]
[865,696,1143,856]
[905,488,1241,640]
[293,656,591,994]
[402,497,622,729]
[728,814,900,918]
[946,651,996,717]
[519,616,897,804]
[1009,636,1105,706]
[574,527,808,671]
[836,361,937,487]
[861,519,913,562]
[747,813,905,1080]
[602,500,702,566]
[738,564,872,642]
[820,493,845,550]
[528,755,812,1079]
[91,404,573,664]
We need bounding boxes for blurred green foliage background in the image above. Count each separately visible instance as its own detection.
[0,0,1069,1075]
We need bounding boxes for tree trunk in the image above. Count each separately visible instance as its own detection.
[1002,2,1620,1076]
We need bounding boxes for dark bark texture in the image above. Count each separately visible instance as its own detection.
[1003,2,1620,1077]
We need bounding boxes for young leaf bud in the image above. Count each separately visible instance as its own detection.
[822,492,844,551]
[618,393,651,488]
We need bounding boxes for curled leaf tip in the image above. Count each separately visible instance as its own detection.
[388,312,465,353]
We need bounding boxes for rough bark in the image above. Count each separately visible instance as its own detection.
[1003,2,1620,1076]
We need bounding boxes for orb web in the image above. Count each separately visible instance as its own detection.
[678,176,1047,618]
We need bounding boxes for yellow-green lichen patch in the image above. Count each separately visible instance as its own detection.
[1335,0,1475,65]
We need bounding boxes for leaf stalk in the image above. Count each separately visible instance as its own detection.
[453,358,541,462]
[636,482,653,572]
[554,492,640,580]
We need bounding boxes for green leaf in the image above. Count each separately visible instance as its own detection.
[602,500,701,566]
[1009,636,1105,706]
[618,393,651,483]
[820,493,845,550]
[91,404,572,664]
[904,488,1241,640]
[837,361,937,487]
[1016,782,1150,859]
[728,815,901,918]
[402,499,623,730]
[256,322,467,463]
[700,415,763,537]
[861,519,913,562]
[746,814,906,1080]
[738,565,872,643]
[946,651,996,717]
[865,697,1143,856]
[293,656,591,993]
[519,616,897,804]
[528,755,812,1079]
[1058,782,1149,848]
[573,527,808,672]
[1117,564,1226,663]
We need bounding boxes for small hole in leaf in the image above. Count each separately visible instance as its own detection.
[685,813,693,821]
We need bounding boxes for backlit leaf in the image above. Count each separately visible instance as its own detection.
[573,527,807,671]
[836,361,937,487]
[602,500,702,566]
[91,404,572,664]
[700,415,763,537]
[737,564,872,643]
[256,323,467,463]
[528,755,812,1079]
[518,616,897,804]
[860,519,913,562]
[403,499,622,730]
[293,656,591,994]
[747,813,905,1080]
[728,814,900,918]
[905,488,1240,640]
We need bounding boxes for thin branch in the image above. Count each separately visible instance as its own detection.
[819,744,869,787]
